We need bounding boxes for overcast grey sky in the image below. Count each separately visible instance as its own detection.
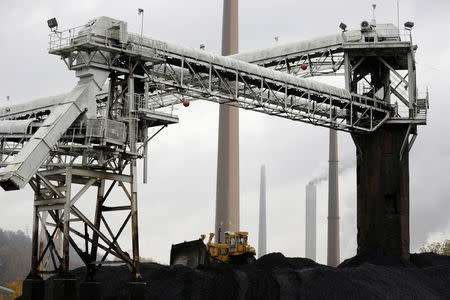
[0,0,449,265]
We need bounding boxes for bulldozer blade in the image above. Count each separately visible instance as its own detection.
[170,239,209,268]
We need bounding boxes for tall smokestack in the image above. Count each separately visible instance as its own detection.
[305,182,317,261]
[215,0,240,243]
[258,165,267,258]
[327,129,340,266]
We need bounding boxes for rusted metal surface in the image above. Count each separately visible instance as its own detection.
[352,124,410,259]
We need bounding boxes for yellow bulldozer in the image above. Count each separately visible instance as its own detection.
[170,231,256,268]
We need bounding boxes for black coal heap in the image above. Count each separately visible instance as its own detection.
[18,252,450,299]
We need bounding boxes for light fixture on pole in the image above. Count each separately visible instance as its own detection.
[404,21,414,30]
[339,22,347,32]
[138,8,144,52]
[47,18,58,33]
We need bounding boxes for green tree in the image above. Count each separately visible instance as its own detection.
[419,239,450,255]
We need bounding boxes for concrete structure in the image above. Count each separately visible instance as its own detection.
[215,0,240,243]
[353,124,410,259]
[327,129,340,266]
[258,165,267,258]
[305,182,317,261]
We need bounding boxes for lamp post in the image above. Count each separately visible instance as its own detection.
[138,8,144,53]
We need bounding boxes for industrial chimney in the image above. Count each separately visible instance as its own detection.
[305,182,317,261]
[327,129,340,266]
[215,0,240,243]
[258,165,267,258]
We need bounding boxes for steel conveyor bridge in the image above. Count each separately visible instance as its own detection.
[0,16,428,280]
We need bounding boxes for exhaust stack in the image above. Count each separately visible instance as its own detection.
[215,0,240,243]
[327,129,340,266]
[305,182,317,261]
[258,165,267,258]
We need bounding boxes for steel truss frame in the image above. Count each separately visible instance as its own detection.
[2,66,169,280]
[53,40,390,132]
[29,162,141,280]
[256,50,345,77]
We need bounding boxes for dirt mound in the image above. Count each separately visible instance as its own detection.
[17,253,450,299]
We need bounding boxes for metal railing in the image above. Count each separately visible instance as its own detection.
[48,26,86,51]
[344,29,412,44]
[48,24,129,52]
[123,93,178,118]
[86,119,127,144]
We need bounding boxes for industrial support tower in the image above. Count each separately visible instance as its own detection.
[0,16,427,298]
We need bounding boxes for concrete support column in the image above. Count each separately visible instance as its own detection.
[215,0,240,243]
[352,124,410,260]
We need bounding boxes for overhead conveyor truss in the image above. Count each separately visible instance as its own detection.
[48,19,392,132]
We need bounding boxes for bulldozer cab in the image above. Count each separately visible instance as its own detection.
[224,231,250,254]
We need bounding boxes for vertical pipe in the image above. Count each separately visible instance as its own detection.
[143,81,149,184]
[305,182,317,261]
[215,0,240,243]
[407,51,416,117]
[258,165,267,258]
[105,75,115,119]
[0,139,3,162]
[57,210,63,257]
[327,130,340,267]
[63,168,72,272]
[129,75,141,278]
[31,178,40,275]
[143,128,148,184]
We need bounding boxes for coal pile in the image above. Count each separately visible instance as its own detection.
[19,252,450,299]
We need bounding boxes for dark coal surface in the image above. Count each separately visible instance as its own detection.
[17,252,450,300]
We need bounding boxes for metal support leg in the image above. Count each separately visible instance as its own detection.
[131,160,140,279]
[31,180,41,275]
[23,178,45,300]
[128,75,141,279]
[90,179,105,279]
[63,167,72,273]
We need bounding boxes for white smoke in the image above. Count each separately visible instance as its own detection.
[308,159,355,185]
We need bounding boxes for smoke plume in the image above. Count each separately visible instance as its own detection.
[308,159,355,185]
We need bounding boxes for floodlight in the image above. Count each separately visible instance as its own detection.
[404,21,414,29]
[138,8,144,15]
[47,18,58,31]
[339,22,347,32]
[200,44,205,51]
